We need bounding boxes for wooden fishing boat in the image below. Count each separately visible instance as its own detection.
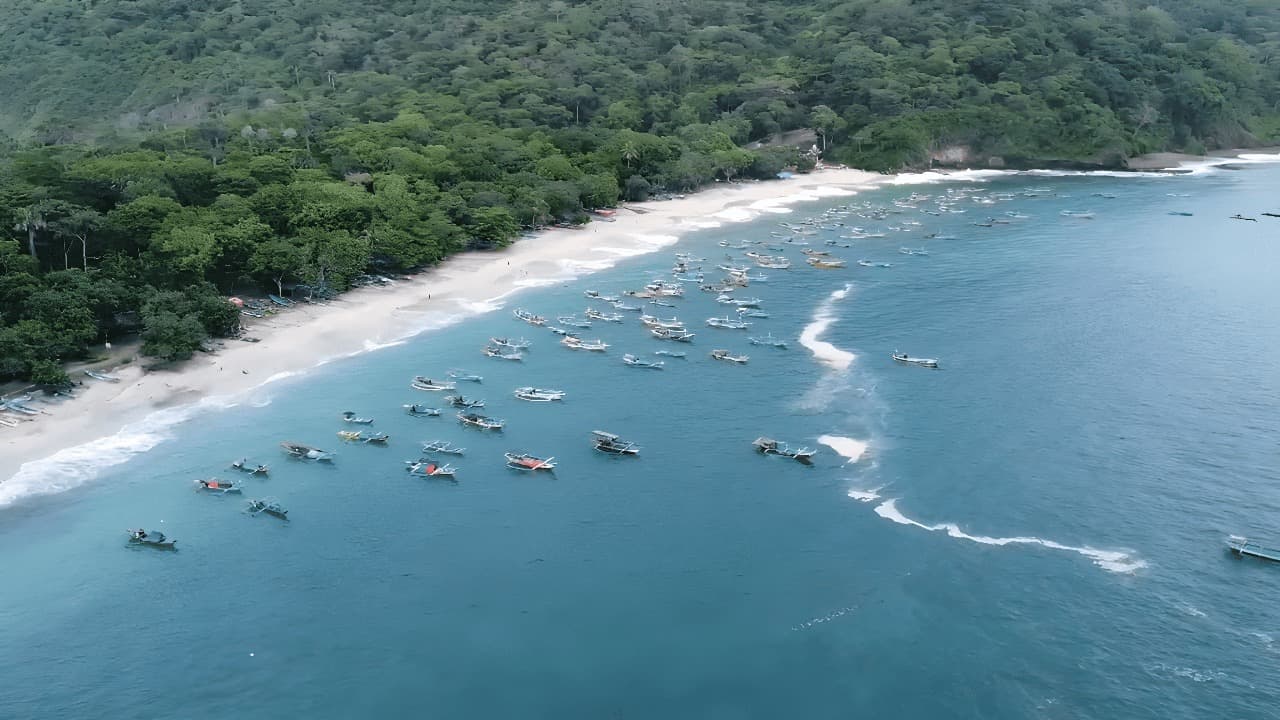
[892,352,939,368]
[127,529,176,550]
[280,442,335,462]
[1227,536,1280,562]
[592,430,640,455]
[341,411,374,424]
[505,452,556,471]
[807,257,846,268]
[337,430,390,444]
[490,336,531,350]
[457,412,504,430]
[411,376,457,391]
[483,346,524,360]
[403,404,441,417]
[406,459,457,478]
[513,387,565,402]
[650,327,695,342]
[230,458,269,475]
[710,349,749,364]
[246,498,289,519]
[753,437,816,464]
[706,316,751,330]
[513,308,546,326]
[749,333,788,348]
[421,440,465,455]
[447,369,483,383]
[622,354,664,369]
[446,394,485,408]
[195,478,243,494]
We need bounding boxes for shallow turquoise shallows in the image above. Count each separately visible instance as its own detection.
[3,164,1280,719]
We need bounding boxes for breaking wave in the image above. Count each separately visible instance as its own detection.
[871,498,1146,574]
[799,283,857,372]
[0,397,234,508]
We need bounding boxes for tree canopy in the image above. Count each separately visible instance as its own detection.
[1,0,1277,379]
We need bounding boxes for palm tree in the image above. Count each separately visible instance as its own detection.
[620,142,640,169]
[15,204,48,259]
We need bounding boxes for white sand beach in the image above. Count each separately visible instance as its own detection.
[1,167,884,497]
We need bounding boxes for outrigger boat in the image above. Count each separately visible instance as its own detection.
[561,336,609,352]
[514,387,566,402]
[753,437,816,464]
[230,458,269,475]
[246,498,289,519]
[584,308,624,323]
[341,411,374,424]
[622,354,664,369]
[411,377,457,391]
[749,333,788,348]
[557,315,593,328]
[490,337,531,350]
[505,452,556,471]
[513,308,546,326]
[404,404,442,417]
[706,317,751,330]
[651,327,695,342]
[1227,536,1280,562]
[857,259,874,267]
[195,478,242,494]
[127,529,176,550]
[654,350,686,358]
[457,412,504,430]
[612,301,642,312]
[483,346,524,360]
[421,440,465,455]
[640,314,684,330]
[737,308,769,319]
[447,369,483,383]
[280,442,334,462]
[547,326,576,336]
[755,256,791,269]
[592,430,640,455]
[84,370,121,383]
[406,459,457,478]
[892,352,939,368]
[649,298,678,307]
[582,290,619,302]
[446,395,484,408]
[338,430,390,444]
[807,257,846,268]
[710,349,749,364]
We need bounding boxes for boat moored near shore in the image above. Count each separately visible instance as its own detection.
[892,352,939,368]
[753,437,816,464]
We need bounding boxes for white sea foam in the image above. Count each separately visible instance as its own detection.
[871,499,1146,573]
[798,283,857,372]
[890,169,1011,185]
[818,435,869,464]
[511,276,563,289]
[790,604,858,632]
[846,486,884,503]
[1,398,232,508]
[454,298,504,315]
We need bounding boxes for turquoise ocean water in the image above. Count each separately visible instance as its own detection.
[3,160,1280,718]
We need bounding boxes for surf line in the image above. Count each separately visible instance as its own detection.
[847,490,1145,574]
[799,283,856,372]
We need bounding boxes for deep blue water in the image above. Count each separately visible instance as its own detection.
[3,163,1280,719]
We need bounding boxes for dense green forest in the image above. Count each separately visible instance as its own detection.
[2,0,1278,382]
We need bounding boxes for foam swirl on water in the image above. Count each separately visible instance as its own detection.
[799,283,857,371]
[871,498,1146,574]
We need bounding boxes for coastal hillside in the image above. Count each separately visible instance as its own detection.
[1,0,1278,382]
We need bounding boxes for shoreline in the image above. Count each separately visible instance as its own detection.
[8,148,1280,503]
[1,167,884,501]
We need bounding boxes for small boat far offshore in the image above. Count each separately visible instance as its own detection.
[1227,536,1280,563]
[891,352,939,368]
